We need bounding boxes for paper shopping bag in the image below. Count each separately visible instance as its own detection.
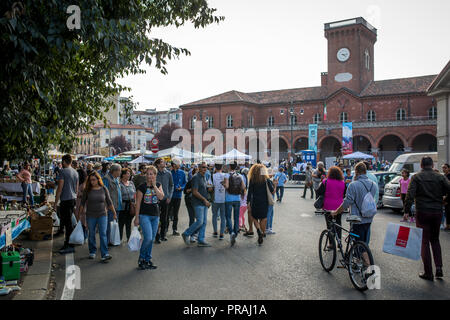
[382,222,422,260]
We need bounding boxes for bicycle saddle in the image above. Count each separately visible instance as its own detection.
[346,215,362,223]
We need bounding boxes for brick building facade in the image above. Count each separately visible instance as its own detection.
[180,17,438,162]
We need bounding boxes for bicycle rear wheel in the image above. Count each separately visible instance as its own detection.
[318,230,336,272]
[348,241,374,291]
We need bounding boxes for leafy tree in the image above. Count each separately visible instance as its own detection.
[0,0,223,161]
[110,135,131,155]
[151,123,181,150]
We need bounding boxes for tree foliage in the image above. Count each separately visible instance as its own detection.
[0,0,224,161]
[152,123,181,150]
[110,135,131,155]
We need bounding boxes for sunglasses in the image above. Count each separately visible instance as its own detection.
[201,166,207,169]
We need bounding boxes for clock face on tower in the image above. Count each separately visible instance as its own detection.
[337,48,350,62]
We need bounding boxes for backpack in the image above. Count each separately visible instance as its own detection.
[228,172,243,195]
[354,180,377,218]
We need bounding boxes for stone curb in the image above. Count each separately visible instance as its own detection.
[12,235,53,300]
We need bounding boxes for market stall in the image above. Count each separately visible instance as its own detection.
[213,149,252,163]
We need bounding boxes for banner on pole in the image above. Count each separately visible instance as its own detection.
[342,122,353,155]
[308,124,318,153]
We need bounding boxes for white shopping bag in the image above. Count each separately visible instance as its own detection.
[69,221,85,245]
[382,222,422,260]
[52,211,60,227]
[127,227,142,252]
[110,220,121,246]
[71,213,77,228]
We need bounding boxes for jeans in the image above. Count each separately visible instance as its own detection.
[60,199,76,247]
[276,186,284,201]
[266,205,274,229]
[87,215,108,258]
[106,210,115,245]
[139,214,160,262]
[183,205,208,243]
[168,198,182,232]
[212,202,226,234]
[225,201,241,235]
[21,182,34,205]
[118,210,133,241]
[416,211,443,275]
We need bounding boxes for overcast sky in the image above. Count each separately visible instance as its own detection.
[118,0,450,111]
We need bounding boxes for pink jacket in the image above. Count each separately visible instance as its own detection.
[323,178,345,211]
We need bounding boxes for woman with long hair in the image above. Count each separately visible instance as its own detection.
[17,162,34,206]
[119,168,136,242]
[79,172,117,262]
[134,165,164,270]
[246,164,275,245]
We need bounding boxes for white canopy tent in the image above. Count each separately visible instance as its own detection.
[213,149,252,162]
[157,146,195,160]
[129,156,152,164]
[342,151,375,160]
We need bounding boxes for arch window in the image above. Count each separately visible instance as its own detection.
[396,109,406,121]
[313,113,321,124]
[340,112,348,123]
[226,115,233,128]
[367,110,376,122]
[428,106,437,120]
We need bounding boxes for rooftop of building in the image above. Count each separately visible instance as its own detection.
[180,74,437,108]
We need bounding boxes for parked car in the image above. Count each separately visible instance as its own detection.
[382,173,417,212]
[373,172,399,208]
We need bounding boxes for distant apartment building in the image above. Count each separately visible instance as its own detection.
[121,106,182,132]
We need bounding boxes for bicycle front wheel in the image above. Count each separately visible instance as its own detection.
[348,241,374,291]
[318,230,336,272]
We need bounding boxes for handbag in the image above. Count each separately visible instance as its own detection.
[266,180,274,206]
[314,180,327,209]
[122,182,136,216]
[382,223,422,260]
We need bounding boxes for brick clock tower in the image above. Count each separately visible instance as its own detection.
[324,17,377,94]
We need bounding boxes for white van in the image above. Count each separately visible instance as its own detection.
[388,152,438,173]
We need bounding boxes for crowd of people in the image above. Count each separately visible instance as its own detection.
[4,153,449,281]
[48,155,281,270]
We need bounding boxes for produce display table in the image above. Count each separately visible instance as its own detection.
[0,182,40,194]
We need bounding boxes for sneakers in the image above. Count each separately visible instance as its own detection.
[197,242,212,247]
[182,233,190,245]
[59,247,75,255]
[230,233,236,247]
[213,232,218,238]
[138,259,146,270]
[243,231,254,237]
[88,253,96,259]
[173,231,180,236]
[436,268,443,279]
[266,229,276,235]
[219,234,224,240]
[160,237,168,241]
[146,260,157,270]
[101,255,112,263]
[155,239,162,244]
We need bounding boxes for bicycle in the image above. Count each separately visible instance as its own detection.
[318,210,375,291]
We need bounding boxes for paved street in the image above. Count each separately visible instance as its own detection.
[50,189,450,300]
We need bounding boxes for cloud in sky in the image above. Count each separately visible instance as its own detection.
[117,0,450,111]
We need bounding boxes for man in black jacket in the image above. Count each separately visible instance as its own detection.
[405,157,450,281]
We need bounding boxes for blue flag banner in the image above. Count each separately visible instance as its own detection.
[308,124,318,153]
